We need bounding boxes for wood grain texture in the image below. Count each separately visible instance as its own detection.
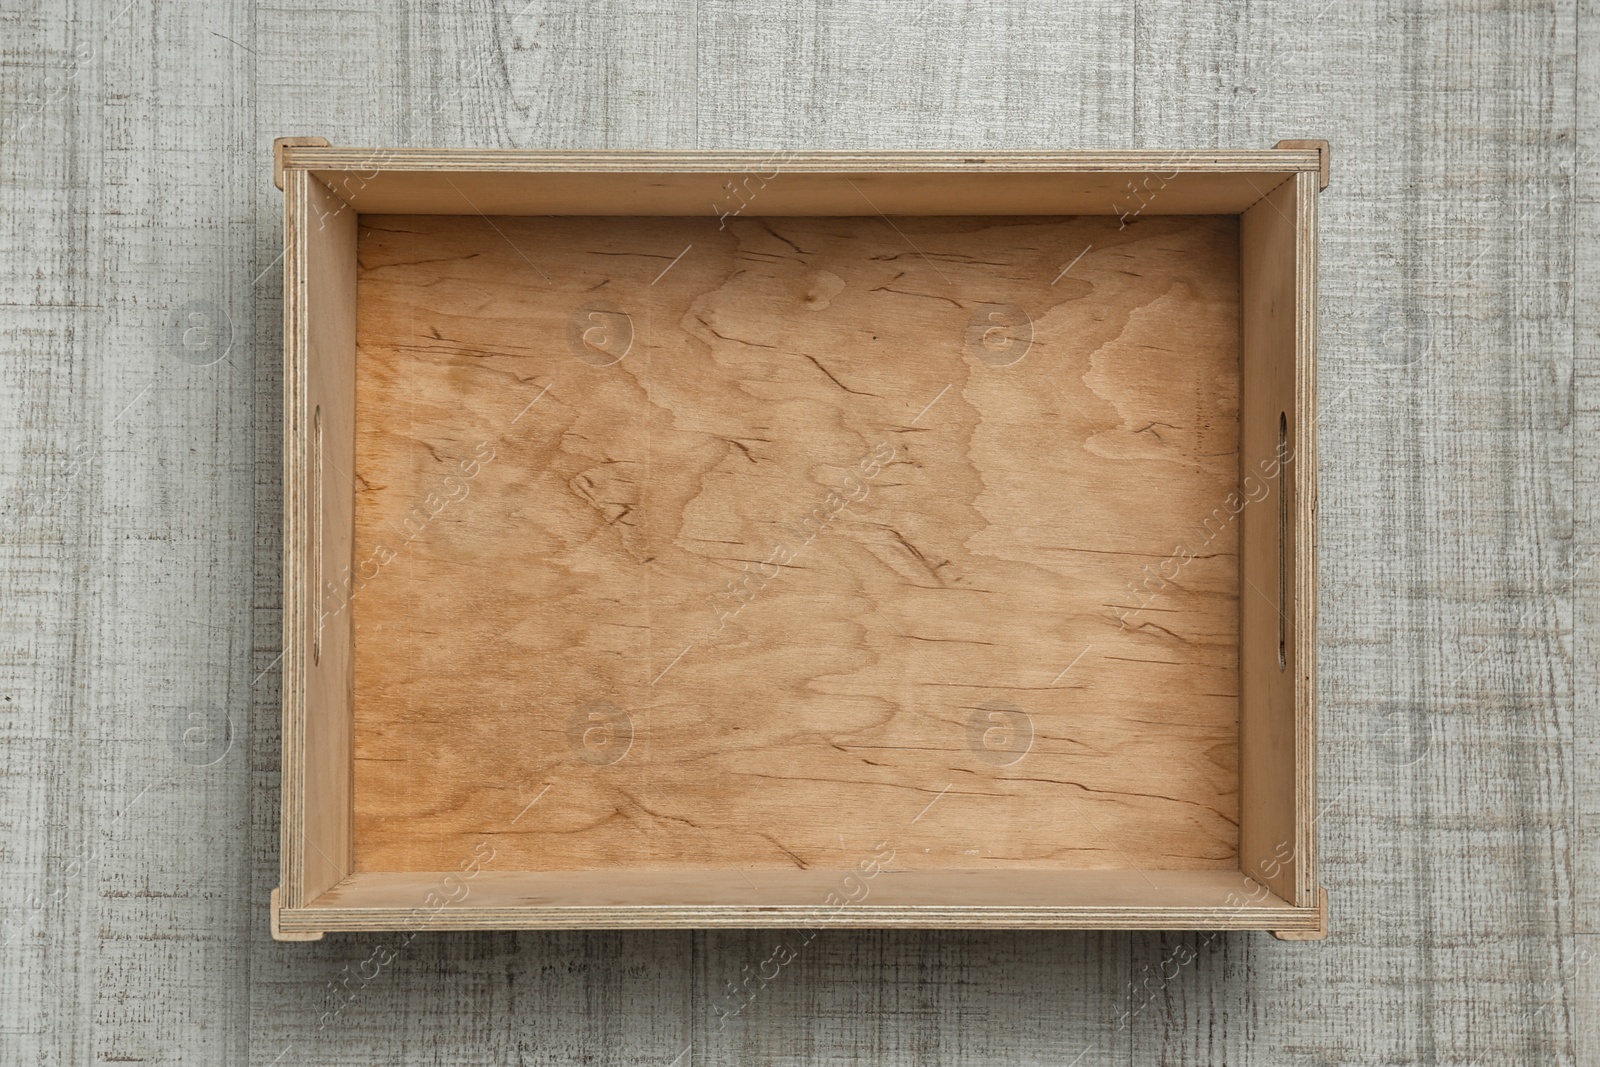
[1269,887,1329,941]
[278,147,1323,220]
[348,211,1242,879]
[0,1,261,1063]
[292,163,1316,217]
[288,146,1326,171]
[278,869,1322,936]
[1130,1,1581,1065]
[0,0,1585,1064]
[280,169,358,908]
[694,928,1134,1067]
[1238,172,1317,908]
[1577,1,1598,1062]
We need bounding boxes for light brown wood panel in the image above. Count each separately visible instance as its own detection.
[1239,172,1318,908]
[288,147,1325,173]
[1291,172,1320,910]
[279,148,1322,218]
[282,869,1319,934]
[349,212,1243,875]
[304,164,1310,217]
[279,170,358,912]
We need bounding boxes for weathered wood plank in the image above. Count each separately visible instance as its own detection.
[695,929,1131,1067]
[1128,0,1581,1063]
[1574,1,1597,1064]
[695,0,1133,150]
[1,0,260,1063]
[0,0,1587,1063]
[245,0,698,1062]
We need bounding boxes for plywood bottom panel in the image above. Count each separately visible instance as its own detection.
[350,213,1241,875]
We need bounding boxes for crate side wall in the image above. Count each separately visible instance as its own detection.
[1292,169,1320,906]
[287,868,1319,933]
[284,152,1324,930]
[298,166,1309,217]
[1238,174,1317,907]
[280,172,359,906]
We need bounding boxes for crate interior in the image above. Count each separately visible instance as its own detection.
[283,161,1316,921]
[347,211,1241,876]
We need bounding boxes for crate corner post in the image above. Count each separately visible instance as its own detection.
[270,888,326,943]
[1270,888,1330,941]
[274,135,332,191]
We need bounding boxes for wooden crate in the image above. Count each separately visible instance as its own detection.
[271,142,1328,940]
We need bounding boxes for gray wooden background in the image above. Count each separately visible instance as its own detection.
[1,0,1593,1063]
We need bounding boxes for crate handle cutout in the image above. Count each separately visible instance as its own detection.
[1277,410,1288,671]
[312,404,323,666]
